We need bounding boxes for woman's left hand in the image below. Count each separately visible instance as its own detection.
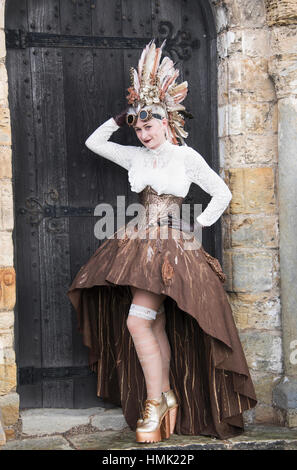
[114,109,128,127]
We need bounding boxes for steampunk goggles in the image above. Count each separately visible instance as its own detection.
[126,109,163,127]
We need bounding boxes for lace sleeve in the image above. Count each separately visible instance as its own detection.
[85,117,141,171]
[184,147,232,227]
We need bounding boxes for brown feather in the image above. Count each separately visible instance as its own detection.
[150,47,162,84]
[161,69,179,93]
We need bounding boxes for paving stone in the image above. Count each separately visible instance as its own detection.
[67,424,297,451]
[68,429,132,450]
[1,435,73,450]
[2,423,297,451]
[227,424,297,450]
[231,440,289,450]
[91,408,129,431]
[234,423,297,440]
[20,407,105,436]
[67,428,230,451]
[284,441,297,450]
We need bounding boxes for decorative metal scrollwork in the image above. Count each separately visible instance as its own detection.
[18,188,93,233]
[158,21,200,61]
[21,196,44,226]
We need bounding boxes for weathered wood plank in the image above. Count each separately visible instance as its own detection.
[29,45,73,368]
[5,0,43,406]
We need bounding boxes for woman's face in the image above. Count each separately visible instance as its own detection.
[134,116,168,150]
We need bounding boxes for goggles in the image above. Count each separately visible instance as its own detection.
[126,109,163,127]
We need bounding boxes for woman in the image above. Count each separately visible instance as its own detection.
[67,40,257,444]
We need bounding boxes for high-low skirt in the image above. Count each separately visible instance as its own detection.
[67,185,257,440]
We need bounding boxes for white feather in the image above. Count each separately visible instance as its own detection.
[133,68,140,93]
[157,57,175,83]
[142,41,156,83]
[138,40,153,79]
[167,103,186,112]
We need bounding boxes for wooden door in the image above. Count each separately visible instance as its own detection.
[5,0,219,408]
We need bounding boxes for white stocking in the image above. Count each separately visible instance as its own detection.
[127,304,162,400]
[152,306,171,393]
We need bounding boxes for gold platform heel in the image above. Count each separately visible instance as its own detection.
[136,394,170,443]
[162,389,178,434]
[137,389,178,435]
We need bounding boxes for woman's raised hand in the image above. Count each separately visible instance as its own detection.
[114,109,128,127]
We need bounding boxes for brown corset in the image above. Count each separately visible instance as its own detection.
[138,185,184,227]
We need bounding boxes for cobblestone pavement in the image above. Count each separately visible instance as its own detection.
[1,421,297,450]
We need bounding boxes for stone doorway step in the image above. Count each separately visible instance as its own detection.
[1,407,297,450]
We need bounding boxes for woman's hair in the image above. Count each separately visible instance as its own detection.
[143,104,168,119]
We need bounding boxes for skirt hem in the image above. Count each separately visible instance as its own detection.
[67,230,257,440]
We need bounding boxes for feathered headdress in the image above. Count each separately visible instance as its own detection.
[126,39,190,145]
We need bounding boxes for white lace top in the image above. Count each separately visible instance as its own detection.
[85,118,232,227]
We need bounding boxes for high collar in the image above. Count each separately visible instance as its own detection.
[147,139,173,155]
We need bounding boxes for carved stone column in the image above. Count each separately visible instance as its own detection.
[265,0,297,427]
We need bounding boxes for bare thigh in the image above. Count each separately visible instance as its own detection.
[130,286,166,311]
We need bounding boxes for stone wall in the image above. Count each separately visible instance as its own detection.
[211,0,282,425]
[0,0,19,444]
[265,0,297,427]
[0,0,297,445]
[265,0,297,26]
[211,0,297,427]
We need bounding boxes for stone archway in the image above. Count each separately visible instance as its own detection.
[1,0,297,444]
